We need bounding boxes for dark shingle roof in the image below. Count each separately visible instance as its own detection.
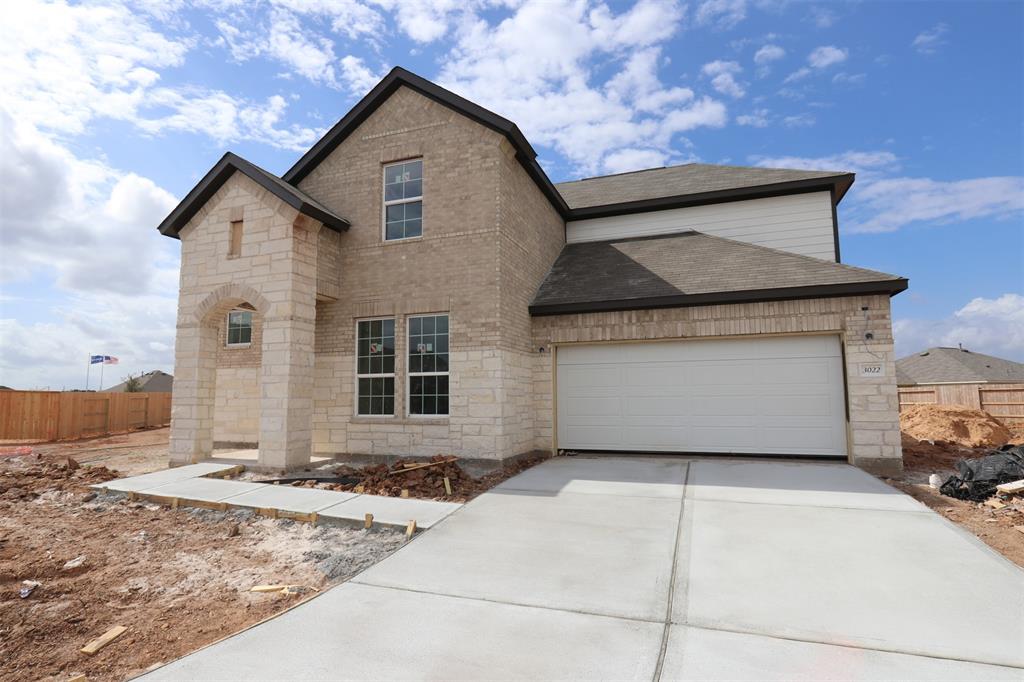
[555,163,853,211]
[529,231,907,315]
[896,348,1024,385]
[158,152,350,239]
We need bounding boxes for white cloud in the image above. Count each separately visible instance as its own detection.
[833,72,866,86]
[752,150,1024,234]
[602,148,672,174]
[807,45,848,68]
[782,113,815,128]
[695,0,746,29]
[702,60,745,98]
[339,55,384,94]
[736,108,770,127]
[807,6,836,28]
[753,44,785,65]
[0,112,180,295]
[783,67,812,83]
[894,294,1024,362]
[912,23,949,55]
[850,176,1024,233]
[436,0,721,174]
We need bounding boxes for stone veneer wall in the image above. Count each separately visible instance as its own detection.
[169,171,320,469]
[299,86,518,461]
[530,294,903,474]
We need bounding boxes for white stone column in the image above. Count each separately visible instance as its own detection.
[169,322,217,466]
[257,215,320,470]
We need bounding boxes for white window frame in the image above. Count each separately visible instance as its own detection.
[406,313,449,418]
[382,158,423,242]
[225,309,252,348]
[354,317,396,418]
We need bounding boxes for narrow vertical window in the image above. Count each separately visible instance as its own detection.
[229,220,243,257]
[226,310,252,346]
[383,159,423,240]
[408,314,449,416]
[356,319,395,416]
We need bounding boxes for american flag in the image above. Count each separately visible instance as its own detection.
[100,355,118,365]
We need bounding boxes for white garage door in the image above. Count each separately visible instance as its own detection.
[556,335,847,457]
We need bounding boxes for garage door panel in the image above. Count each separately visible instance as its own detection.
[556,337,847,457]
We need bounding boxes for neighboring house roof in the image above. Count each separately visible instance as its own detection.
[529,231,907,316]
[556,164,854,217]
[896,347,1024,385]
[106,370,174,393]
[157,152,350,239]
[283,66,570,216]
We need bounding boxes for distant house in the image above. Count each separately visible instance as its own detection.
[896,347,1024,426]
[897,347,1024,386]
[106,370,174,393]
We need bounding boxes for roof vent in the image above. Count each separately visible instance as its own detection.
[919,351,930,357]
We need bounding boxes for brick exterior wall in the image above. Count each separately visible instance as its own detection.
[530,294,902,473]
[297,85,563,461]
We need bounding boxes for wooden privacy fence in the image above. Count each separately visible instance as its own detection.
[898,383,1024,426]
[0,391,172,442]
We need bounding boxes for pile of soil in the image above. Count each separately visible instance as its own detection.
[0,456,119,501]
[285,453,550,503]
[0,455,404,682]
[900,404,1011,448]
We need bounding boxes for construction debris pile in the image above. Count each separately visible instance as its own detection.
[939,445,1024,503]
[0,455,118,500]
[280,453,549,503]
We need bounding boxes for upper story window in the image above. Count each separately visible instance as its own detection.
[383,159,422,241]
[226,310,252,347]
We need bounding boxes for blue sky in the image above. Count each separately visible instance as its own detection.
[1,0,1022,390]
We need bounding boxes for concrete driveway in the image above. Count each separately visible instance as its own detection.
[143,457,1024,680]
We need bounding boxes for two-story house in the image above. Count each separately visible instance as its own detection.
[158,67,908,475]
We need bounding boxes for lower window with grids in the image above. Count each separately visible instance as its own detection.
[356,318,395,416]
[408,314,449,416]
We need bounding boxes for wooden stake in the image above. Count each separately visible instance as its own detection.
[171,497,180,510]
[80,626,127,655]
[443,477,452,496]
[400,489,409,498]
[405,519,417,539]
[364,513,374,529]
[250,584,288,593]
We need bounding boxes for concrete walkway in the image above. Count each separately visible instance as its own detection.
[141,457,1024,680]
[96,462,461,528]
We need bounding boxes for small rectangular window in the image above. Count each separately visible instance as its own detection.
[408,314,449,416]
[229,220,243,257]
[356,318,395,416]
[226,310,252,346]
[383,159,423,240]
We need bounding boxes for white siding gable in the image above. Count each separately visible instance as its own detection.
[566,191,838,261]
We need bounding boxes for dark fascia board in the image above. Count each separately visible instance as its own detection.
[157,152,350,239]
[528,278,909,317]
[283,66,571,217]
[564,174,856,222]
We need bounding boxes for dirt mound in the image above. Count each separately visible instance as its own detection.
[900,404,1011,448]
[0,456,119,501]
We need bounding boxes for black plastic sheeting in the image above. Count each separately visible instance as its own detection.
[939,444,1024,502]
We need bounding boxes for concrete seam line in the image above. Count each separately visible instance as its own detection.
[653,461,690,682]
[678,622,1024,671]
[493,485,686,500]
[687,496,934,515]
[347,581,664,626]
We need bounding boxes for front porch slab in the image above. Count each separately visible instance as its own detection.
[98,462,242,493]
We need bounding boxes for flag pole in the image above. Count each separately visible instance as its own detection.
[86,354,91,391]
[99,361,105,393]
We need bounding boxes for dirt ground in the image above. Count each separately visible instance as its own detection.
[8,427,173,478]
[0,449,405,682]
[882,408,1024,569]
